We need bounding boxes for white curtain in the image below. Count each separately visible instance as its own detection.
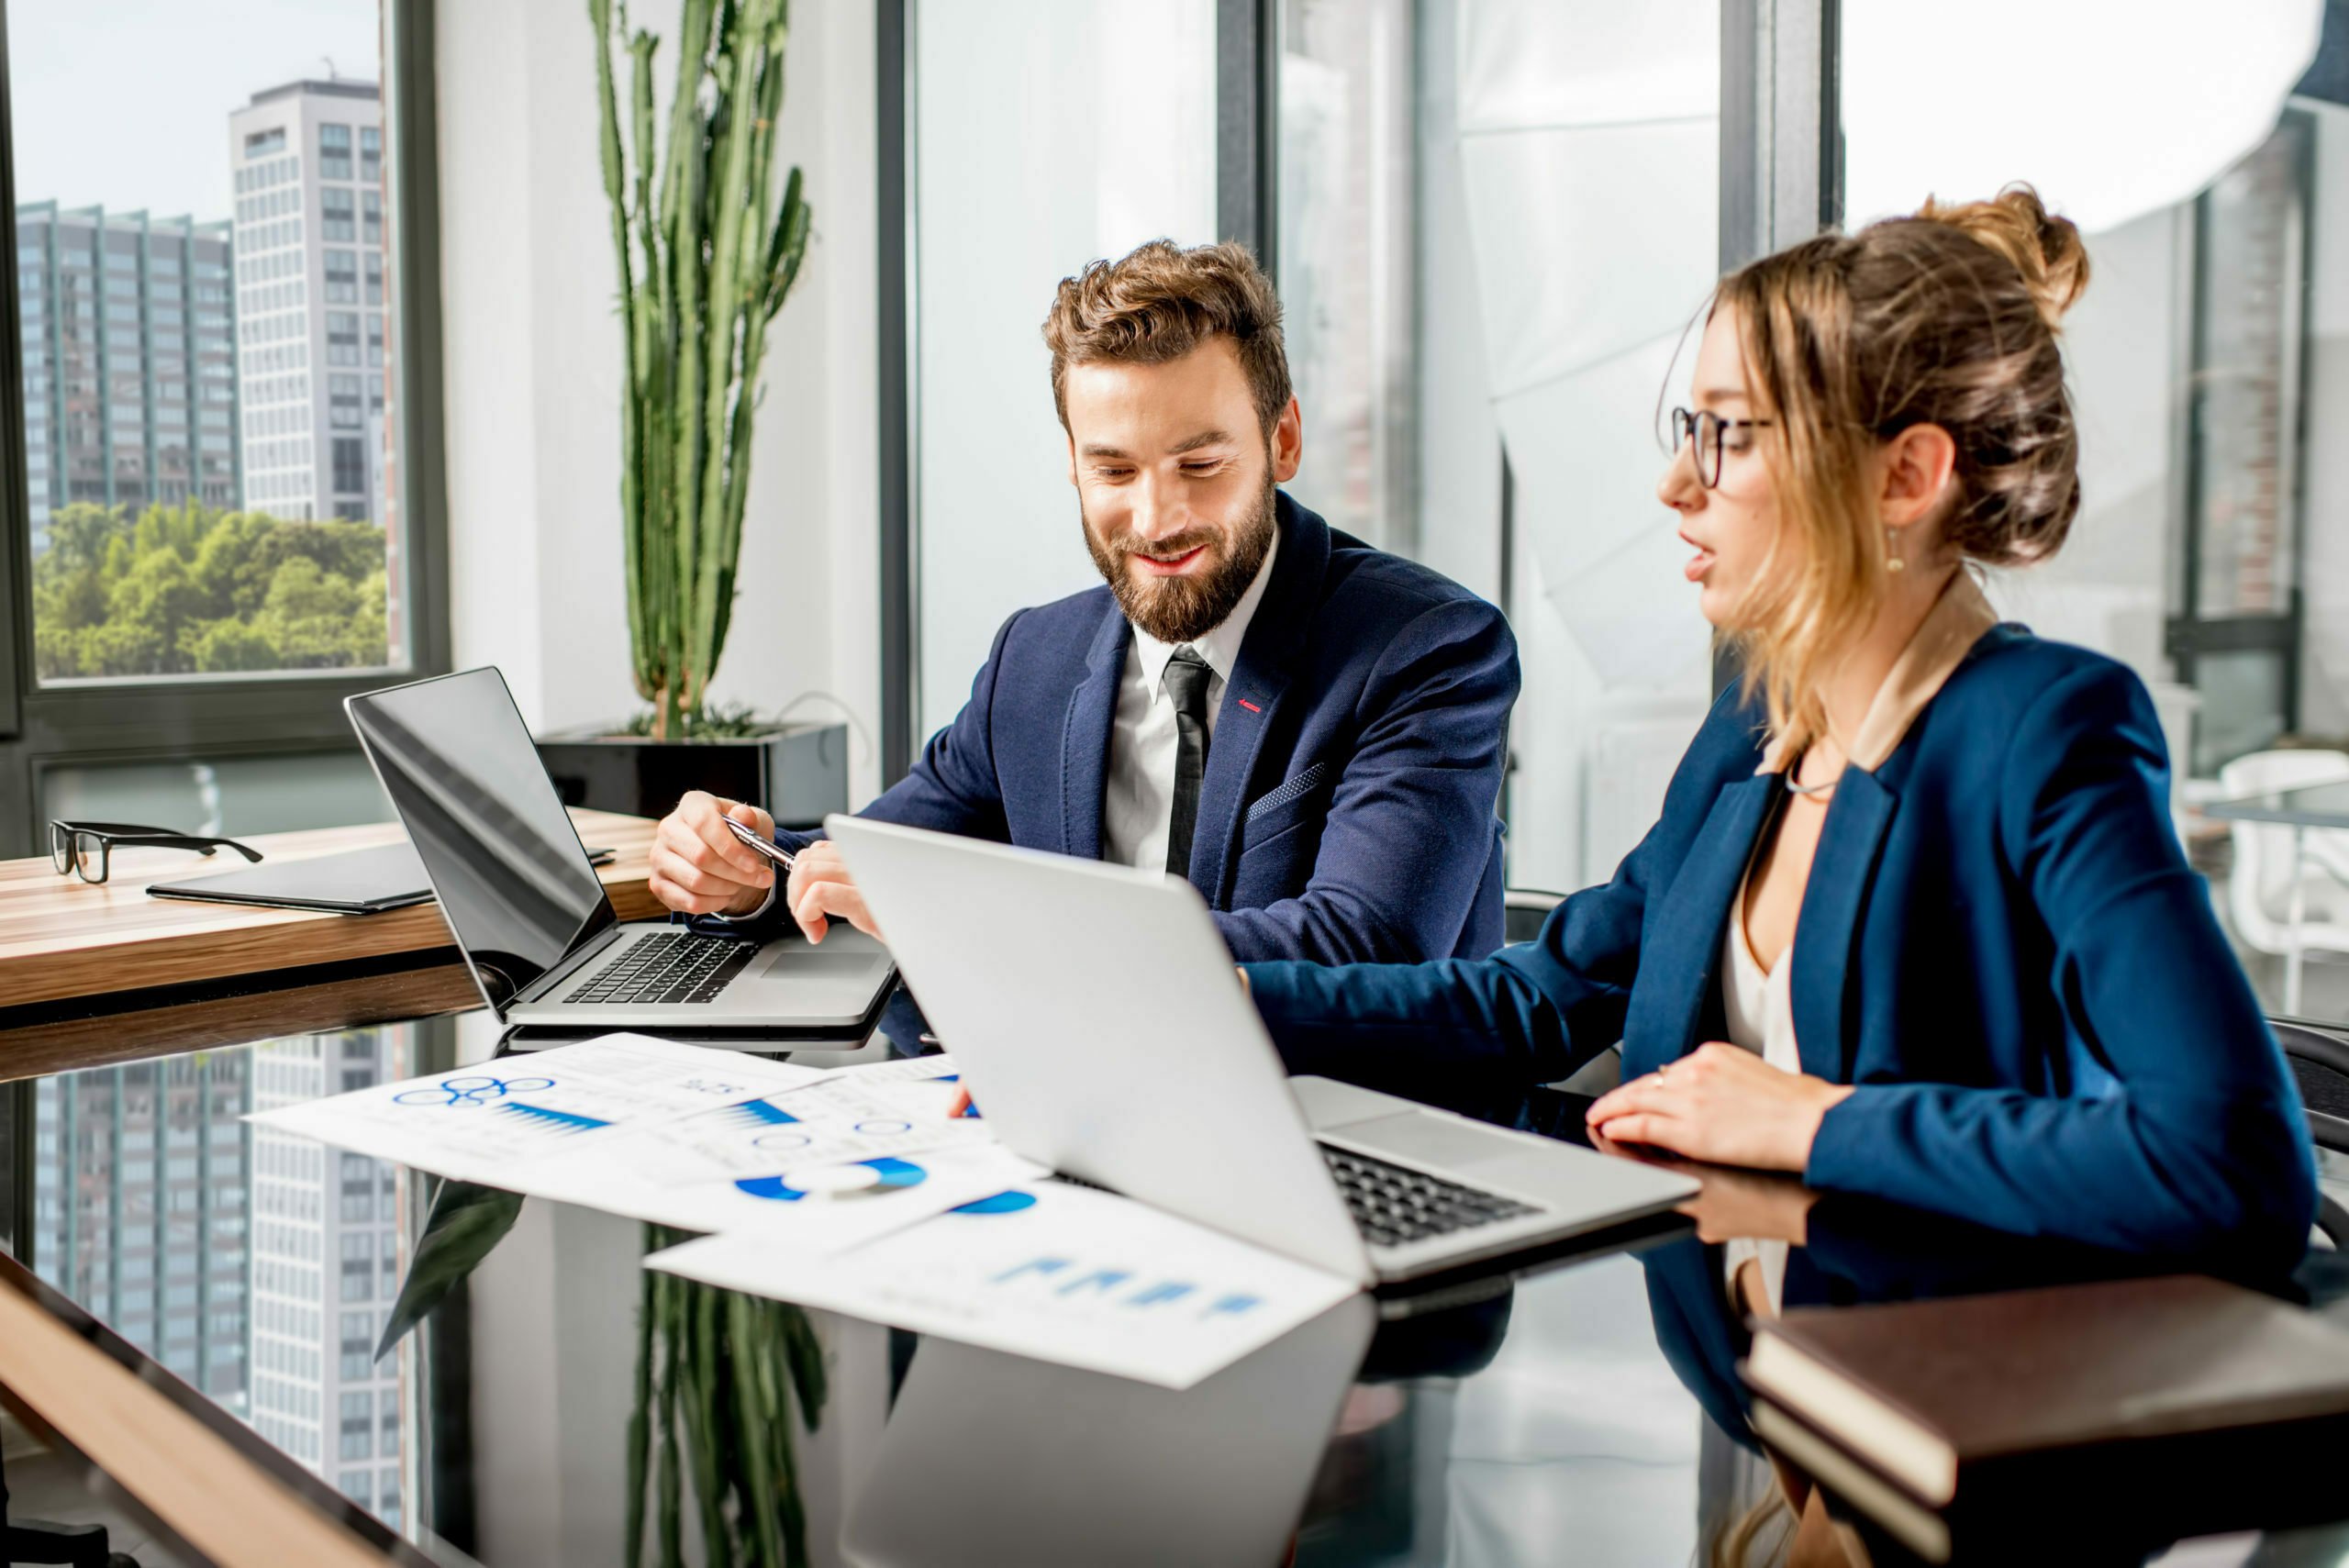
[1456,0,1720,693]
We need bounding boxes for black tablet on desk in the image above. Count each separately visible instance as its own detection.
[147,842,615,915]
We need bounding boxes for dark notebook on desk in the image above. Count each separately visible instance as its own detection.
[1743,1274,2349,1561]
[149,842,612,915]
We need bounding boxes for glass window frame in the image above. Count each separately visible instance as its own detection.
[875,0,1836,785]
[2164,107,2316,773]
[0,0,453,860]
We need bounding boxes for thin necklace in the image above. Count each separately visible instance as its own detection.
[1786,751,1839,798]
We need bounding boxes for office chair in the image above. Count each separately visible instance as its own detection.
[1502,887,1564,947]
[2271,1018,2349,1251]
[1508,889,1636,1095]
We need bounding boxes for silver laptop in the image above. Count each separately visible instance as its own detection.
[844,1295,1374,1567]
[828,816,1697,1287]
[344,668,894,1033]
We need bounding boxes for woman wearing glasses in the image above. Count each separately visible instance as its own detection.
[1242,186,2318,1271]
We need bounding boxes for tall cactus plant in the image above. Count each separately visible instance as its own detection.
[591,0,811,739]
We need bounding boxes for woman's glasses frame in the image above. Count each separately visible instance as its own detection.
[48,820,265,885]
[1670,406,1775,490]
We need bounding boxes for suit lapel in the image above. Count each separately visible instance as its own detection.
[1619,773,1780,1079]
[1790,767,1897,1082]
[1187,495,1330,904]
[1059,606,1130,862]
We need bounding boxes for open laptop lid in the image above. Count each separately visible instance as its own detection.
[345,668,617,1010]
[827,814,1372,1285]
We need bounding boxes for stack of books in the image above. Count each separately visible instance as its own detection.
[1741,1275,2349,1562]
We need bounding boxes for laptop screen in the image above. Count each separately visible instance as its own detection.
[346,668,616,1006]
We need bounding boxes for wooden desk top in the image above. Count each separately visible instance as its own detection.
[0,962,484,1085]
[0,810,661,1013]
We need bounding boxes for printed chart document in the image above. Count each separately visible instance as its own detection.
[601,1052,988,1184]
[649,1181,1359,1390]
[527,1141,1047,1251]
[246,1034,833,1187]
[522,1062,1043,1250]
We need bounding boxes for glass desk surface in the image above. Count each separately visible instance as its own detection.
[2202,776,2349,828]
[4,996,2347,1568]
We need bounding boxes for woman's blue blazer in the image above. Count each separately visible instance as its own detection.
[1244,628,2319,1270]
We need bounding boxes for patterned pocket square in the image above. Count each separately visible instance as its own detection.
[1245,761,1330,822]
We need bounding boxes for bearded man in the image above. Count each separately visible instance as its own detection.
[650,239,1519,974]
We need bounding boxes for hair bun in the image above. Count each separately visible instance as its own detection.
[1916,183,2089,328]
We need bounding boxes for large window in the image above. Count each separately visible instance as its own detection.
[889,0,1720,900]
[1268,1,1723,894]
[883,2,2349,1029]
[0,1,447,859]
[1278,0,1418,557]
[906,0,1217,741]
[1836,13,2349,1022]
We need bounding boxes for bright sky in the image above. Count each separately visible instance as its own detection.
[9,0,382,224]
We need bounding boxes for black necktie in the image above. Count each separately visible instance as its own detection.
[1163,646,1214,879]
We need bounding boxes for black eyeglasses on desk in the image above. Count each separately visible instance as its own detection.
[48,820,264,885]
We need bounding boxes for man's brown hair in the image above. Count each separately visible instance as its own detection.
[1042,239,1292,434]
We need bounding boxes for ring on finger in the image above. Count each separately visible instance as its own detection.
[1654,1062,1673,1086]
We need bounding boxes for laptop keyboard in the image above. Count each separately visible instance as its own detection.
[562,932,757,1006]
[1320,1144,1539,1249]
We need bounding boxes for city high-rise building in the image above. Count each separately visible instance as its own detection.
[250,1031,406,1530]
[14,203,240,553]
[227,78,387,528]
[30,1053,254,1407]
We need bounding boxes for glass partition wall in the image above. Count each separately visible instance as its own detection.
[895,0,1724,899]
[905,0,1218,743]
[1841,6,2349,1022]
[889,0,2349,1022]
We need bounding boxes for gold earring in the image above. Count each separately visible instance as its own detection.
[1886,527,1906,573]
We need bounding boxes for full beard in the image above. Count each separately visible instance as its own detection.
[1083,478,1278,645]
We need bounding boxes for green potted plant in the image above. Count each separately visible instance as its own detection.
[538,0,845,826]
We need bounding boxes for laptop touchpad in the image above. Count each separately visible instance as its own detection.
[753,947,886,980]
[1336,1111,1525,1173]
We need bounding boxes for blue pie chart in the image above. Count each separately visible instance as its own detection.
[735,1157,929,1203]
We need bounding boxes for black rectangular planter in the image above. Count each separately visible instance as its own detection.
[534,722,849,828]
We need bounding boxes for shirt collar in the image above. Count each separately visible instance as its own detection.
[1131,527,1281,697]
[1756,570,2000,776]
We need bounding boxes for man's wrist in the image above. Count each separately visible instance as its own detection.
[718,883,778,923]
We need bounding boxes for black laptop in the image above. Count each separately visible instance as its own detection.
[344,667,895,1035]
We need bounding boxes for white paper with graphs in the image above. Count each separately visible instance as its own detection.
[254,1034,1359,1382]
[648,1179,1357,1389]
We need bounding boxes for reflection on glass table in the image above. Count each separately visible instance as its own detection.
[8,1016,2349,1568]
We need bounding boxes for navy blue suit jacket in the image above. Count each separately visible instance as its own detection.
[1245,628,2319,1269]
[753,493,1518,963]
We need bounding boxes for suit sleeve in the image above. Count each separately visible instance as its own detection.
[1803,662,2319,1271]
[1209,597,1517,968]
[692,611,1024,940]
[1239,684,1753,1084]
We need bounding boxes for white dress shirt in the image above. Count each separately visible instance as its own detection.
[1101,528,1279,873]
[1719,865,1801,1314]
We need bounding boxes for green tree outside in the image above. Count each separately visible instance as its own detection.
[32,499,391,679]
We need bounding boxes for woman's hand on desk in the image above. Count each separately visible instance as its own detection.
[650,793,776,917]
[1585,1042,1853,1173]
